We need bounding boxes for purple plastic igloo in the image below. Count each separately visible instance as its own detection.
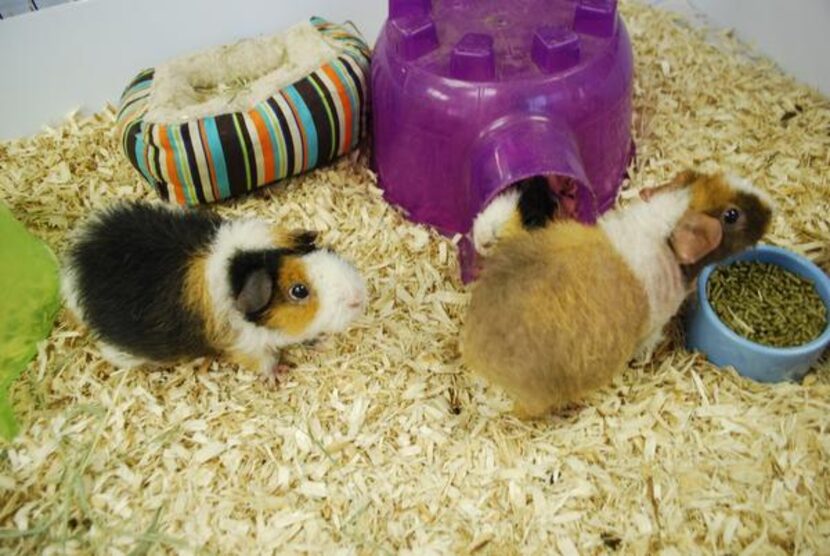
[371,0,635,280]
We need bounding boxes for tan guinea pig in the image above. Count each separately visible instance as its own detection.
[61,202,367,379]
[460,171,774,418]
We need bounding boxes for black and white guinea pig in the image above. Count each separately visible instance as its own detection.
[61,202,366,377]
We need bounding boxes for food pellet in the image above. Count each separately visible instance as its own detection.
[706,261,827,348]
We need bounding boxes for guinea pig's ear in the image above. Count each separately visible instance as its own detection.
[671,169,702,187]
[640,170,702,202]
[234,268,274,317]
[288,229,318,253]
[670,211,723,265]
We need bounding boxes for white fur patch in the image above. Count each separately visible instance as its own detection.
[98,342,148,369]
[59,209,104,328]
[600,189,692,339]
[301,250,367,340]
[144,21,338,124]
[472,188,520,255]
[204,219,288,361]
[59,263,85,325]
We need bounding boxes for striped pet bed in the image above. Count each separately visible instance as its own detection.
[116,17,370,205]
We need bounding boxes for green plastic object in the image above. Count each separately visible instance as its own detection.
[0,203,60,439]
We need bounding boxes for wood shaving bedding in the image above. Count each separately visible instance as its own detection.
[1,2,828,554]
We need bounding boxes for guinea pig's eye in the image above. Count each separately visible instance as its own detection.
[288,283,309,301]
[722,207,741,225]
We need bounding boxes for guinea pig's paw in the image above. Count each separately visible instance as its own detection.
[275,361,296,374]
[258,359,296,388]
[97,342,148,370]
[633,329,666,364]
[472,189,520,255]
[258,366,283,388]
[259,370,281,389]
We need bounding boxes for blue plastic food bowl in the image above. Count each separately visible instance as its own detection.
[685,245,830,383]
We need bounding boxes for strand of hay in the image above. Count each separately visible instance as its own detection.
[1,2,828,553]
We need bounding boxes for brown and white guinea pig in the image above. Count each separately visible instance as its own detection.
[461,171,774,418]
[61,202,366,377]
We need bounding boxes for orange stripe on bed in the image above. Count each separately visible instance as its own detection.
[322,64,353,152]
[159,125,185,205]
[249,109,275,184]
